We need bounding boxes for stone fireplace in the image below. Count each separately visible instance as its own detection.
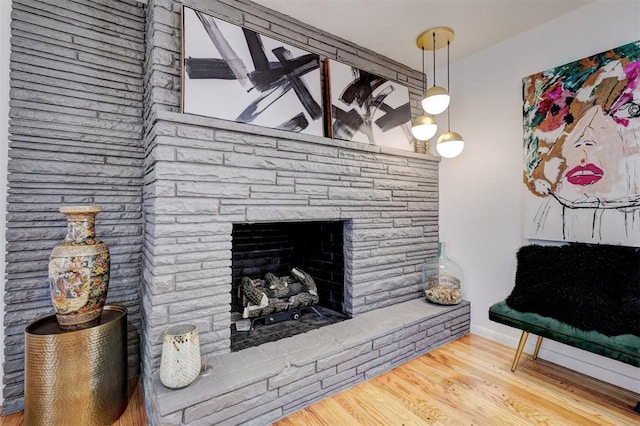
[141,112,470,425]
[136,0,470,424]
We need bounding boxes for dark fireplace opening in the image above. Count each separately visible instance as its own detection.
[230,220,349,351]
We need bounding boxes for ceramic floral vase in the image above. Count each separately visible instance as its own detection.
[160,324,201,389]
[48,205,110,329]
[422,242,464,305]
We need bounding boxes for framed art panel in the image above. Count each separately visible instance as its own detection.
[181,6,323,137]
[328,59,413,151]
[522,40,640,246]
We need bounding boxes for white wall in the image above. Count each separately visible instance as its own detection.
[442,0,640,392]
[0,0,10,407]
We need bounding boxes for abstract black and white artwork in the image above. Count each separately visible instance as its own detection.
[181,6,323,136]
[328,59,413,151]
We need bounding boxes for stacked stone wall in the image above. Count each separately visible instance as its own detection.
[5,0,145,413]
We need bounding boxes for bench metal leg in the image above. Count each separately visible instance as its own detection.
[511,331,529,372]
[533,335,543,360]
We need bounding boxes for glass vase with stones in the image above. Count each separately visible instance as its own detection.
[48,205,110,330]
[422,242,464,305]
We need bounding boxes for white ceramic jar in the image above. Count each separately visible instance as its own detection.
[159,324,201,389]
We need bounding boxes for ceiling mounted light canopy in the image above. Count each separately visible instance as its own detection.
[417,27,454,115]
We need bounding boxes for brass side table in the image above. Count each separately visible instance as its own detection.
[24,305,128,426]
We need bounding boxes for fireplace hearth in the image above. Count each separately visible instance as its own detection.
[231,305,349,351]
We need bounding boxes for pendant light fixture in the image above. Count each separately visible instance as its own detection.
[415,27,465,158]
[411,45,438,142]
[436,38,464,158]
[417,27,453,115]
[436,131,464,158]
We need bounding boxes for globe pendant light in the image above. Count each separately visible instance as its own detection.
[417,27,453,115]
[437,130,464,158]
[411,114,438,141]
[411,45,438,142]
[422,86,450,115]
[436,39,464,158]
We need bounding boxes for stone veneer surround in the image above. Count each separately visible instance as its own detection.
[143,109,440,349]
[141,107,450,422]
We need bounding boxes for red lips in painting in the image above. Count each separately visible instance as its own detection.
[565,164,604,186]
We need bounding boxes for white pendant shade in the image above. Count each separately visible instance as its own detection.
[421,86,450,115]
[411,114,438,141]
[436,131,464,158]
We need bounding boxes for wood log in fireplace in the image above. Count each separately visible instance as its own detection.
[240,267,319,318]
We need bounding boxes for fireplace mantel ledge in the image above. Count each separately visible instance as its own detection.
[151,110,441,162]
[152,299,470,417]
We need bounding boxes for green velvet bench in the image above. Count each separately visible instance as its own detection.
[488,243,640,411]
[489,301,640,371]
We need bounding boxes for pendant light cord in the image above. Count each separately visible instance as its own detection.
[432,31,436,87]
[447,40,450,92]
[422,47,426,92]
[447,39,451,131]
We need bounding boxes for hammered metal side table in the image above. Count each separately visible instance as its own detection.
[24,305,128,426]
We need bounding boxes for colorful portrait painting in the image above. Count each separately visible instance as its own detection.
[181,6,323,136]
[328,59,413,151]
[523,41,640,246]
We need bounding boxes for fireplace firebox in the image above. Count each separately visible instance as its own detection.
[230,221,348,350]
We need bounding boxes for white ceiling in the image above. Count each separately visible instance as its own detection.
[253,0,596,70]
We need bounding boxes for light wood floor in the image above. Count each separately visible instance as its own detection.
[0,377,146,426]
[1,334,638,425]
[276,334,639,425]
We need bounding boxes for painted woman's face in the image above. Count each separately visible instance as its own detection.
[554,104,640,205]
